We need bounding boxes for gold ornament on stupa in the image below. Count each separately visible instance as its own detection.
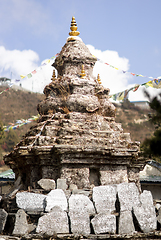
[51,69,56,82]
[80,65,86,78]
[69,16,80,38]
[97,74,102,84]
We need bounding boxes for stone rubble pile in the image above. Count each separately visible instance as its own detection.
[0,180,158,237]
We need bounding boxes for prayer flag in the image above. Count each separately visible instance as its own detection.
[32,70,36,74]
[145,81,153,88]
[133,85,140,92]
[124,89,129,99]
[27,73,32,78]
[117,92,124,101]
[131,73,135,76]
[20,75,25,79]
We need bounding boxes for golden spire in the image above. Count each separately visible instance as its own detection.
[69,16,80,37]
[97,74,102,84]
[51,69,56,81]
[80,65,86,78]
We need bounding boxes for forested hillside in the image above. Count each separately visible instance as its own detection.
[0,86,44,164]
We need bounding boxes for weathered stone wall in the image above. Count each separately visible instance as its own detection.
[0,179,160,239]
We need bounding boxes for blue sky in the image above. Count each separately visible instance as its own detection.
[0,0,161,100]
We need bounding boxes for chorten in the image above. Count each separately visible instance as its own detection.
[4,17,144,191]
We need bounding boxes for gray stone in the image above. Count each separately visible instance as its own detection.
[117,182,140,211]
[16,192,46,212]
[45,189,68,212]
[69,212,91,235]
[12,209,28,236]
[57,178,68,190]
[92,185,117,214]
[36,206,69,235]
[14,176,21,188]
[37,179,56,191]
[72,189,90,197]
[60,167,90,189]
[119,211,135,235]
[69,194,95,216]
[91,213,116,234]
[140,190,154,206]
[69,184,78,191]
[100,165,128,185]
[28,223,37,233]
[133,190,157,233]
[157,207,161,224]
[69,194,95,235]
[7,185,22,198]
[0,209,8,233]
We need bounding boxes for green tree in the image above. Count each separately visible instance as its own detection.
[141,91,161,162]
[3,129,19,152]
[0,118,5,164]
[0,118,4,141]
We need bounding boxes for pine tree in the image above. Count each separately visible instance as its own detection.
[141,91,161,162]
[3,129,19,152]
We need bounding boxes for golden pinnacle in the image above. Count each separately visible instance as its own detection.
[69,16,80,37]
[97,74,102,84]
[80,65,86,78]
[51,69,56,81]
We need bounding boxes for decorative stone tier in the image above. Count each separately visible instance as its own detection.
[5,110,144,191]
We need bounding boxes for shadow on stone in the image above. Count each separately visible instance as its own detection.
[132,209,142,233]
[115,193,120,234]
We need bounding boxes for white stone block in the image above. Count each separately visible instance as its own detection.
[37,179,55,191]
[93,185,117,214]
[69,194,95,235]
[91,213,116,234]
[36,206,69,235]
[117,182,140,211]
[16,192,46,212]
[45,189,68,212]
[69,194,95,216]
[133,190,157,233]
[119,211,135,235]
[12,209,28,236]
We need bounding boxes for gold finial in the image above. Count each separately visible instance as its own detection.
[69,16,80,37]
[97,74,102,84]
[51,69,56,81]
[80,65,86,78]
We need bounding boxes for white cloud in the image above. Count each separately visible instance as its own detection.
[87,45,131,94]
[0,45,55,93]
[20,59,54,93]
[0,44,160,101]
[0,46,39,78]
[87,45,161,102]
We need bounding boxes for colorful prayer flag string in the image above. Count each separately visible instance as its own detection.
[19,55,57,80]
[109,79,161,101]
[3,115,40,132]
[0,54,59,96]
[96,57,161,101]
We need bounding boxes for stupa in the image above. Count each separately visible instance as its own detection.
[4,16,144,191]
